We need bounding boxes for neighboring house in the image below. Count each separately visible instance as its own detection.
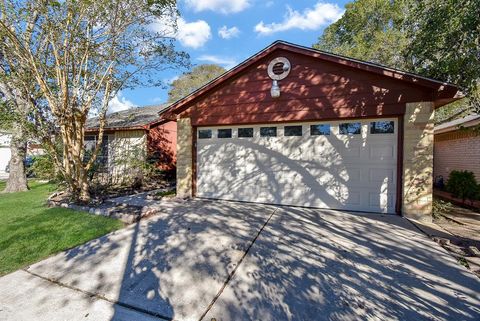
[434,114,480,183]
[164,41,461,221]
[85,104,176,180]
[0,131,12,175]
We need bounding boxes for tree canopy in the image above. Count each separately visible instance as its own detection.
[314,0,480,121]
[0,0,189,201]
[168,64,226,103]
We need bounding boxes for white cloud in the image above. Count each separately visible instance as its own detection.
[197,55,238,70]
[184,0,250,14]
[265,1,274,8]
[254,2,344,35]
[150,16,211,49]
[177,18,211,48]
[108,93,136,114]
[218,26,240,39]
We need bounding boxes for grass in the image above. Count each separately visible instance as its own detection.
[0,180,124,276]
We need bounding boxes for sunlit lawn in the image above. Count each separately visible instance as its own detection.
[0,180,124,276]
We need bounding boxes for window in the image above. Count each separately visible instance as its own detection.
[284,125,302,136]
[260,127,277,137]
[370,121,394,134]
[310,124,330,136]
[84,135,109,167]
[198,129,212,139]
[217,128,232,138]
[238,128,254,138]
[339,122,361,135]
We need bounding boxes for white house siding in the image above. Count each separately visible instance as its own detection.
[109,130,147,181]
[0,133,12,175]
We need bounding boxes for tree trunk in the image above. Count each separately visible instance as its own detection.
[3,123,29,193]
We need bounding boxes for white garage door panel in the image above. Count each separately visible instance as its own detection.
[0,147,11,173]
[197,119,398,213]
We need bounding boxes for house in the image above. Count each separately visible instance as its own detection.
[85,104,176,181]
[0,131,11,177]
[163,41,461,221]
[434,114,480,184]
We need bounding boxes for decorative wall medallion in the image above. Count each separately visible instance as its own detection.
[267,57,291,81]
[267,57,291,98]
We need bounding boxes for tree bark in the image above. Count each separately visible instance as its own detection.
[3,122,29,193]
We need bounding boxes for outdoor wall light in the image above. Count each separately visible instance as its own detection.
[270,80,281,98]
[267,57,291,99]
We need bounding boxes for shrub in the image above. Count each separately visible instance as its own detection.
[30,154,59,181]
[446,170,480,201]
[432,198,453,219]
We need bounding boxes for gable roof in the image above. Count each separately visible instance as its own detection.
[434,114,480,134]
[86,104,170,132]
[164,40,462,118]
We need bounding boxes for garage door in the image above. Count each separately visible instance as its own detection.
[196,119,398,213]
[0,147,11,174]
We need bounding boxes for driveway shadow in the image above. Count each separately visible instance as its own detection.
[27,199,276,320]
[204,207,480,321]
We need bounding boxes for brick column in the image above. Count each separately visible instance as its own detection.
[403,101,435,221]
[176,118,193,198]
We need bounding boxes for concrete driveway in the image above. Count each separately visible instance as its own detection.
[0,199,479,321]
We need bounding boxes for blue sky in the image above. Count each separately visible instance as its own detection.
[110,0,349,112]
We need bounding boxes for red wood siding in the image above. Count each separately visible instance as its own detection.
[179,49,434,126]
[147,121,177,170]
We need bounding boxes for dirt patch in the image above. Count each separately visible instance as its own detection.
[428,198,480,277]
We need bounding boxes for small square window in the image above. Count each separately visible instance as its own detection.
[198,129,212,139]
[284,125,302,136]
[339,122,361,135]
[370,121,394,134]
[310,124,330,136]
[260,127,277,137]
[217,128,232,138]
[238,128,254,138]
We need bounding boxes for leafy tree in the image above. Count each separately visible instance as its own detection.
[0,90,29,193]
[314,0,480,118]
[405,0,480,112]
[168,64,226,102]
[0,0,188,202]
[314,0,412,70]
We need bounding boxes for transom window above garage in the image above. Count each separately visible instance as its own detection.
[198,129,212,139]
[260,127,277,137]
[217,129,232,138]
[284,125,302,136]
[238,128,254,138]
[310,124,330,136]
[339,122,361,135]
[370,121,394,134]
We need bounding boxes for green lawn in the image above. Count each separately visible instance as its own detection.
[0,180,124,276]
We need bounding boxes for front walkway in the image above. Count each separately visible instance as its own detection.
[1,199,479,321]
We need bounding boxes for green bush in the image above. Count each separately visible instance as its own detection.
[30,155,58,181]
[446,170,480,201]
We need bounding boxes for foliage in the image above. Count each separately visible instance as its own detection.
[405,0,480,111]
[446,170,480,201]
[432,198,453,219]
[314,0,480,117]
[30,154,58,181]
[314,0,412,70]
[0,0,189,201]
[0,180,123,275]
[168,64,226,102]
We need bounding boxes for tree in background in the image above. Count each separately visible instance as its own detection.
[314,0,480,122]
[0,89,29,193]
[168,64,226,103]
[314,0,412,70]
[0,0,188,202]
